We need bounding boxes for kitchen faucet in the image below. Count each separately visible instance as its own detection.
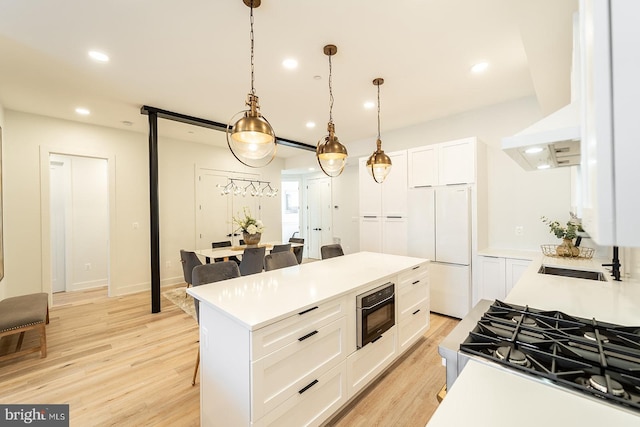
[602,246,622,281]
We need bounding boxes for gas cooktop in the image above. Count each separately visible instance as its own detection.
[460,300,640,413]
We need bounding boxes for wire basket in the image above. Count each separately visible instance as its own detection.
[541,244,595,259]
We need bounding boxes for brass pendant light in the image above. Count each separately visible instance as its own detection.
[366,78,392,183]
[226,0,277,168]
[316,44,348,177]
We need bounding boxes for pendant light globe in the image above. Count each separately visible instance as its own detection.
[367,77,392,183]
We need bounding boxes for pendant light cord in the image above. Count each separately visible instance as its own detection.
[377,83,381,140]
[250,1,256,95]
[328,52,334,124]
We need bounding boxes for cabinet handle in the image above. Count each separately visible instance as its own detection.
[298,306,319,315]
[298,330,319,342]
[412,309,421,315]
[298,379,319,394]
[386,216,402,219]
[371,335,383,344]
[412,265,420,270]
[412,280,420,285]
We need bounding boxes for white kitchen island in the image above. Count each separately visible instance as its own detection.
[188,252,429,427]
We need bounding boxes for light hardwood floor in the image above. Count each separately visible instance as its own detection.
[0,286,458,427]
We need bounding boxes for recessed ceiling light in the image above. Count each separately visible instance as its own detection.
[75,107,90,115]
[537,164,551,170]
[306,122,316,129]
[364,101,375,109]
[88,50,109,63]
[121,120,133,126]
[313,75,322,80]
[282,58,298,69]
[525,147,544,154]
[471,62,489,73]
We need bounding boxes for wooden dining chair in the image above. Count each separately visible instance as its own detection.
[191,261,240,386]
[264,251,298,271]
[239,246,266,276]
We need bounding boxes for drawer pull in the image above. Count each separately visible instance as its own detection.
[412,280,420,285]
[298,379,319,394]
[412,265,420,270]
[371,335,383,344]
[298,306,319,315]
[412,309,421,315]
[298,330,319,342]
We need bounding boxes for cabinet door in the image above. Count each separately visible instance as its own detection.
[346,326,397,397]
[382,217,407,256]
[359,216,382,253]
[438,138,476,185]
[429,263,470,319]
[398,299,429,352]
[505,258,530,293]
[479,256,507,301]
[359,157,382,216]
[407,187,435,260]
[408,145,439,187]
[381,151,408,217]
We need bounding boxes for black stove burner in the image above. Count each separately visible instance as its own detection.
[460,300,640,413]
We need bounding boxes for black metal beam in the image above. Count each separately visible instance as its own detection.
[140,105,316,152]
[148,111,161,313]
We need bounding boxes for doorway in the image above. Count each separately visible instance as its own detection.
[306,177,332,259]
[49,154,109,296]
[281,180,300,242]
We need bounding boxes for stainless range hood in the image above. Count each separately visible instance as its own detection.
[502,12,581,171]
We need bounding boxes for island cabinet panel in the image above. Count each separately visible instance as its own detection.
[397,265,430,351]
[399,299,430,351]
[252,362,347,427]
[251,317,348,419]
[346,326,398,397]
[251,298,347,360]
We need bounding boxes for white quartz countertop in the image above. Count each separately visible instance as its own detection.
[505,254,640,326]
[477,247,540,260]
[187,252,427,330]
[427,360,639,426]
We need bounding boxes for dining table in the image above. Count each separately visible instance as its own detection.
[193,241,303,263]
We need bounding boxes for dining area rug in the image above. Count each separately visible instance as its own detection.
[162,286,196,320]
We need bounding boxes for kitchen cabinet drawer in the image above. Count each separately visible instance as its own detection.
[252,297,346,360]
[398,280,428,323]
[398,263,428,288]
[252,317,347,419]
[253,362,347,427]
[346,326,397,397]
[398,299,429,352]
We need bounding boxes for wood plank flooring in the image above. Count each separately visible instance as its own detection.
[0,286,458,427]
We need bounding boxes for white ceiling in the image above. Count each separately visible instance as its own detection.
[0,0,578,158]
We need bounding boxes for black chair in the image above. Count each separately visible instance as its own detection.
[191,261,241,386]
[212,240,241,265]
[264,251,298,271]
[239,246,266,276]
[289,237,304,264]
[180,250,203,289]
[321,243,344,260]
[271,243,291,253]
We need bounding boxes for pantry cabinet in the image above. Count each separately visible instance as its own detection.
[408,137,477,187]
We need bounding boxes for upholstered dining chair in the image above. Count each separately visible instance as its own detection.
[191,261,241,386]
[270,243,291,253]
[321,243,344,260]
[239,246,266,276]
[289,237,304,264]
[264,251,298,271]
[180,250,202,290]
[211,240,241,264]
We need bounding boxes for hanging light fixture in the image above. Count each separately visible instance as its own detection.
[316,44,348,177]
[366,78,392,183]
[226,0,276,168]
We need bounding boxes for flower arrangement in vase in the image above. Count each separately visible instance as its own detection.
[233,207,265,246]
[541,215,582,257]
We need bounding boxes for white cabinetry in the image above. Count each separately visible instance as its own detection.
[580,0,640,246]
[397,264,430,352]
[359,151,408,255]
[478,256,531,300]
[408,137,477,188]
[346,326,397,397]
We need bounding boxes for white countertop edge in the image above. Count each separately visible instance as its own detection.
[477,247,540,260]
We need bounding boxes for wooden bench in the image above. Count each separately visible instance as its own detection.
[0,293,49,362]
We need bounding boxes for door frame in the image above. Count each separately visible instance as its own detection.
[40,146,116,304]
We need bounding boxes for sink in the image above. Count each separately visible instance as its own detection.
[538,265,607,281]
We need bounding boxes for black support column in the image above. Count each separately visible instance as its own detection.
[148,111,161,313]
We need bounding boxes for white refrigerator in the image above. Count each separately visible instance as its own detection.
[408,185,471,318]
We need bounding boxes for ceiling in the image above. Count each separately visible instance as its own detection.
[0,0,578,159]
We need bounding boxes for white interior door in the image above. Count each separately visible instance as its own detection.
[197,171,232,249]
[50,160,67,293]
[307,178,332,259]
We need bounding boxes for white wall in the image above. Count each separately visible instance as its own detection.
[288,96,573,252]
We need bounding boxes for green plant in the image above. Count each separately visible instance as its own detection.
[233,207,265,235]
[541,216,580,240]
